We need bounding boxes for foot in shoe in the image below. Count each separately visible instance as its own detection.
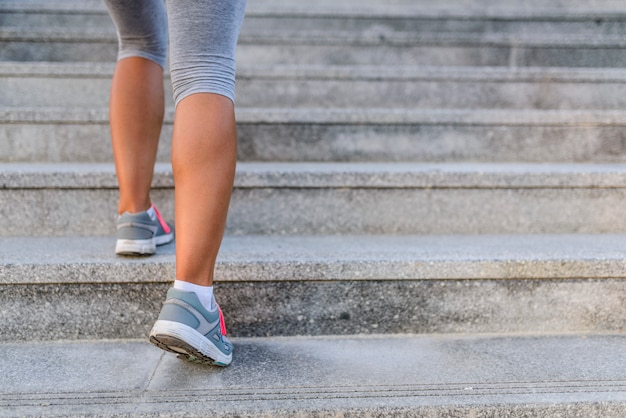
[115,204,173,255]
[149,288,233,366]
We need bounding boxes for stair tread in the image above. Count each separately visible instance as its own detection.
[3,233,626,285]
[2,333,626,416]
[3,0,626,413]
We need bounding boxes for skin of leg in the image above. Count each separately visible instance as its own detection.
[172,92,238,286]
[109,56,164,215]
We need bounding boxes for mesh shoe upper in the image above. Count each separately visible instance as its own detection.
[155,288,233,357]
[115,205,173,255]
[116,211,158,240]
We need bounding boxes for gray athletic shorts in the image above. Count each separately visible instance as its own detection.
[103,0,246,105]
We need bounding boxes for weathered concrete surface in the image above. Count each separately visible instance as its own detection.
[2,234,626,340]
[3,277,625,341]
[5,63,626,110]
[5,234,626,284]
[2,334,626,417]
[3,0,626,67]
[3,0,626,414]
[4,108,626,164]
[5,162,626,236]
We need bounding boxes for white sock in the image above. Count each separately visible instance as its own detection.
[173,280,214,311]
[146,205,156,220]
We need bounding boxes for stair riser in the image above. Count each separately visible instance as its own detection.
[237,44,626,68]
[0,188,172,237]
[245,18,626,37]
[3,121,626,163]
[2,278,624,341]
[1,122,168,163]
[4,0,626,413]
[2,40,625,67]
[0,41,117,62]
[0,12,113,29]
[229,187,626,235]
[5,76,626,110]
[238,123,626,163]
[2,187,626,236]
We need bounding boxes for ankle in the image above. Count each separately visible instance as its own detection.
[173,280,214,311]
[118,200,152,215]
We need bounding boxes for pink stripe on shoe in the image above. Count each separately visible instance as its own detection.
[151,204,171,234]
[217,304,227,336]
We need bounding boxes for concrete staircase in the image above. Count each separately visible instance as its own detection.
[2,0,626,416]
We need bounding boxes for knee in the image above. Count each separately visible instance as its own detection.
[104,0,168,68]
[117,32,168,69]
[170,59,237,107]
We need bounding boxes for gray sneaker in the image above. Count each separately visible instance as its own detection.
[115,205,173,255]
[149,288,233,366]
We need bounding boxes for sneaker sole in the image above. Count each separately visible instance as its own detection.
[115,238,156,255]
[116,233,174,255]
[149,320,232,367]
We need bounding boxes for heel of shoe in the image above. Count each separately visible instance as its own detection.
[150,320,232,366]
[115,238,156,255]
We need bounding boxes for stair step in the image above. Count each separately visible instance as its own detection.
[3,0,626,35]
[4,62,626,110]
[2,233,626,340]
[4,0,626,31]
[2,0,624,66]
[3,107,626,163]
[2,26,625,66]
[2,161,626,236]
[3,0,626,16]
[2,334,626,416]
[3,0,626,413]
[7,233,626,284]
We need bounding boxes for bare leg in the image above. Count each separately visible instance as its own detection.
[109,56,164,215]
[171,93,237,286]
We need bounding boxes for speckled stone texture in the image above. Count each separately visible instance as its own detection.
[236,119,626,163]
[5,30,626,68]
[6,162,626,236]
[3,278,626,341]
[3,233,626,341]
[4,109,626,164]
[227,187,626,235]
[220,279,626,337]
[4,0,626,66]
[6,63,626,110]
[3,334,626,416]
[0,283,169,341]
[3,0,626,413]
